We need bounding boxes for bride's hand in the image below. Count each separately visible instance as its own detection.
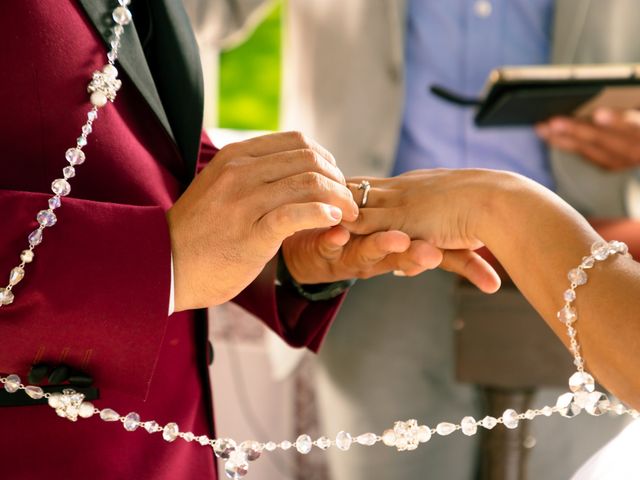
[342,169,507,293]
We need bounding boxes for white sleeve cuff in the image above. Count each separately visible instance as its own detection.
[169,253,175,316]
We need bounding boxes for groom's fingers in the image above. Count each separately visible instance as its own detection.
[439,249,501,294]
[342,208,400,235]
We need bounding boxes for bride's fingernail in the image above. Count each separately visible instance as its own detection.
[393,270,406,277]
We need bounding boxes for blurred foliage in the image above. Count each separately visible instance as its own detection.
[218,2,282,131]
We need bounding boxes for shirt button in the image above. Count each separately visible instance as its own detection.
[474,0,493,18]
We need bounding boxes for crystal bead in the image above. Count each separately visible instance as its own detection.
[585,391,610,416]
[82,124,93,135]
[382,429,396,446]
[100,408,120,422]
[4,374,21,393]
[88,110,98,122]
[0,288,15,306]
[76,136,87,147]
[524,409,536,420]
[107,51,117,63]
[52,178,71,196]
[183,432,195,442]
[580,256,595,269]
[113,6,132,25]
[356,433,378,446]
[335,431,352,451]
[28,229,43,247]
[557,305,577,324]
[567,326,576,337]
[481,416,497,429]
[240,440,262,461]
[63,166,76,179]
[214,438,237,459]
[613,404,626,415]
[417,425,431,443]
[591,240,610,261]
[541,406,553,417]
[609,240,629,255]
[197,436,209,446]
[503,409,519,429]
[436,422,456,436]
[79,402,95,419]
[118,0,132,6]
[113,25,124,36]
[9,267,24,286]
[569,371,595,393]
[37,210,57,227]
[563,289,576,302]
[25,385,44,399]
[264,442,277,452]
[461,416,477,436]
[279,441,292,451]
[162,423,179,442]
[144,421,159,433]
[47,197,61,211]
[224,450,249,480]
[295,434,313,454]
[65,148,86,166]
[556,392,582,418]
[316,437,331,450]
[90,91,108,108]
[20,249,34,263]
[568,268,587,286]
[123,412,140,431]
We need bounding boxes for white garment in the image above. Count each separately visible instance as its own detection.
[572,420,640,479]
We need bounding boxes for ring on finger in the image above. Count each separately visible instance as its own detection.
[358,180,371,207]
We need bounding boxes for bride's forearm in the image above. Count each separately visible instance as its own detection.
[479,172,640,407]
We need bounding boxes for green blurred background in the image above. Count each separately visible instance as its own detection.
[218,2,282,131]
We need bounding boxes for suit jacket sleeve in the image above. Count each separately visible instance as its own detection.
[0,190,172,401]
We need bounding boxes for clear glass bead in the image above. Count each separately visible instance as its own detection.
[163,423,179,442]
[37,210,57,227]
[557,305,577,324]
[183,432,195,442]
[569,371,595,393]
[20,249,34,263]
[541,406,553,417]
[214,438,237,459]
[567,268,587,286]
[197,436,209,446]
[88,110,98,122]
[613,404,626,415]
[51,179,71,196]
[315,437,331,450]
[123,412,140,431]
[502,409,519,429]
[112,6,132,25]
[264,442,277,452]
[563,289,576,303]
[356,433,377,446]
[144,421,159,433]
[100,408,120,422]
[4,374,20,393]
[335,431,352,451]
[9,267,25,286]
[224,451,249,480]
[591,240,610,261]
[460,416,477,436]
[295,434,313,454]
[0,288,15,306]
[279,441,292,451]
[82,124,93,135]
[436,422,456,436]
[25,385,44,399]
[63,166,76,179]
[609,240,629,255]
[580,256,595,269]
[585,391,610,416]
[556,392,582,418]
[77,136,87,147]
[118,0,131,6]
[65,148,86,166]
[524,409,537,420]
[240,440,262,461]
[48,197,61,210]
[28,229,43,247]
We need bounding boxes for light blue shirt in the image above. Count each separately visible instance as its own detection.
[394,0,556,189]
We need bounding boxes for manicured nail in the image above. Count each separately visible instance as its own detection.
[328,206,342,221]
[393,270,406,277]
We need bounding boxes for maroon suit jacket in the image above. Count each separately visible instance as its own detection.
[0,2,342,478]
